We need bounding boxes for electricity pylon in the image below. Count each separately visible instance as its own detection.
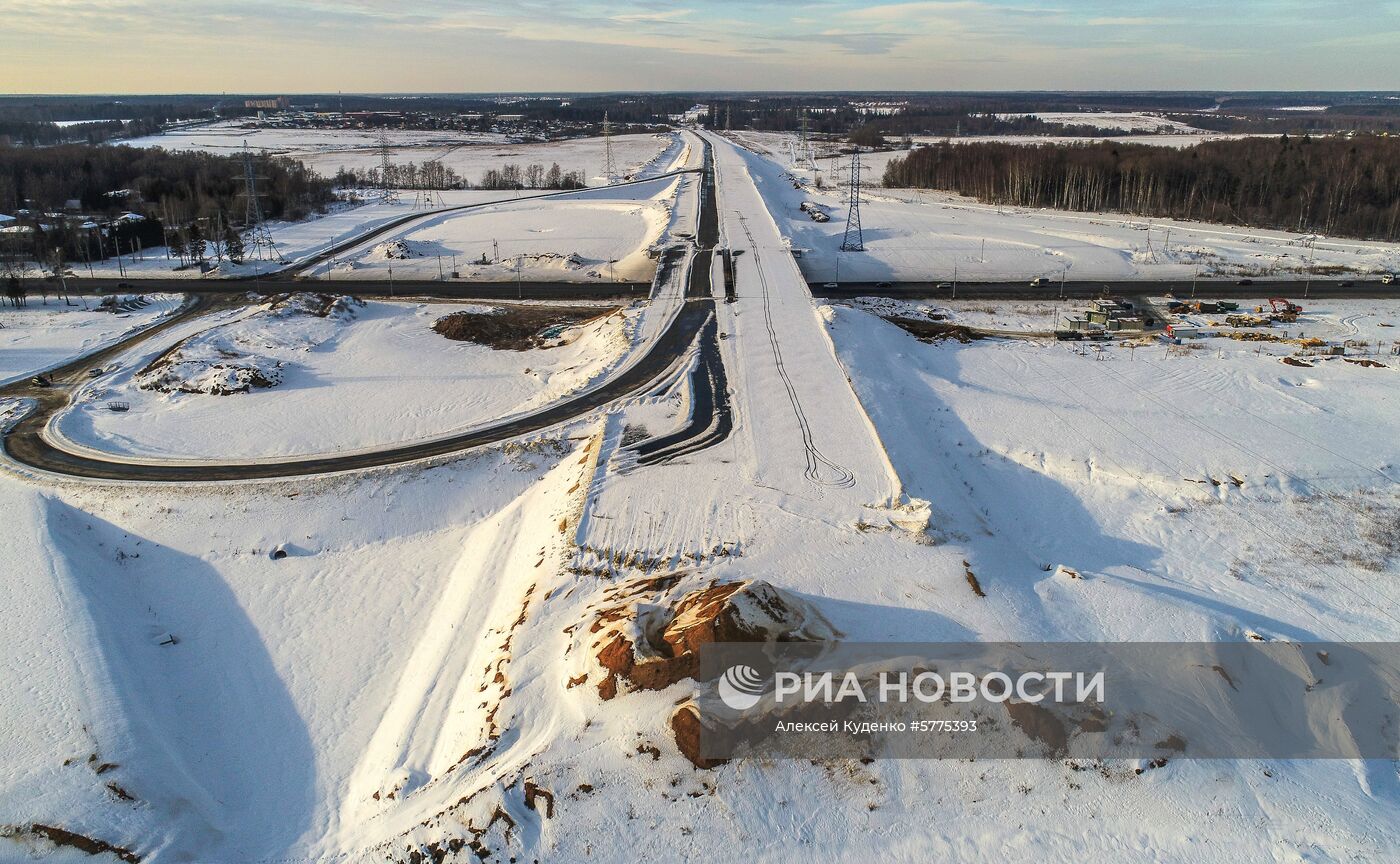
[841,151,865,253]
[241,142,285,263]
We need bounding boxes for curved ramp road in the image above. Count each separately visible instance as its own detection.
[0,154,721,483]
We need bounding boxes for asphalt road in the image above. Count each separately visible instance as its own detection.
[0,155,721,482]
[816,279,1400,301]
[631,305,731,466]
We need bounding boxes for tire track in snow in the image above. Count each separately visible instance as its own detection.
[735,213,855,490]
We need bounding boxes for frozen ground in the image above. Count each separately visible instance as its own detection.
[311,176,682,284]
[727,131,1400,284]
[0,130,1396,864]
[994,111,1209,133]
[840,296,1400,343]
[128,120,677,189]
[53,298,633,461]
[75,133,693,280]
[0,295,183,386]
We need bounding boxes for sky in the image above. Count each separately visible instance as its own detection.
[4,0,1399,94]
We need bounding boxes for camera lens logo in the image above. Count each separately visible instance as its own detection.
[718,664,767,711]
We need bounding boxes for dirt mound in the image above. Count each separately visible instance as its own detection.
[373,239,415,260]
[887,316,981,344]
[137,293,360,395]
[432,305,616,351]
[590,579,839,702]
[586,578,839,769]
[267,292,363,321]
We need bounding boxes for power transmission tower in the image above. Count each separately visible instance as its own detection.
[240,142,286,263]
[414,164,443,210]
[841,151,865,252]
[799,109,813,169]
[602,111,617,185]
[377,131,399,205]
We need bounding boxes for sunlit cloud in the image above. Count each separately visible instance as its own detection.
[0,0,1395,92]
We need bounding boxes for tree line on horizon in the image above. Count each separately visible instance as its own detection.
[333,161,587,192]
[881,134,1400,241]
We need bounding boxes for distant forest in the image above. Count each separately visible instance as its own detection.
[882,135,1400,241]
[0,144,335,225]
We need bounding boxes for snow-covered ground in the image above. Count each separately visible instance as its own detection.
[129,120,677,189]
[727,131,1400,284]
[53,297,633,460]
[126,120,512,156]
[74,133,694,281]
[0,295,183,386]
[1,127,1397,864]
[995,111,1209,133]
[309,176,682,284]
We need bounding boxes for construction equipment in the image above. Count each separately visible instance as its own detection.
[1187,300,1239,314]
[1225,313,1271,328]
[1256,298,1302,322]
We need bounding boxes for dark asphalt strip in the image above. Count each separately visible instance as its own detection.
[631,311,732,465]
[0,154,722,482]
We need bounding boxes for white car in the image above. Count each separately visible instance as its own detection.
[1383,274,1396,285]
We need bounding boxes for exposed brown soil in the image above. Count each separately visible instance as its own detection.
[1281,356,1314,367]
[523,781,555,818]
[1344,358,1388,368]
[591,579,839,702]
[963,561,986,598]
[432,305,619,351]
[585,578,839,769]
[1005,701,1069,757]
[5,824,141,863]
[886,316,982,344]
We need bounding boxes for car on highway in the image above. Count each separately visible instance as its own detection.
[822,282,839,290]
[1030,277,1051,287]
[1237,278,1254,286]
[936,282,953,290]
[1383,274,1396,285]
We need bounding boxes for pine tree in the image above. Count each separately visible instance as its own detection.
[224,226,245,264]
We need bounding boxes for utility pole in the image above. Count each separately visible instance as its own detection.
[952,263,958,300]
[1305,237,1317,298]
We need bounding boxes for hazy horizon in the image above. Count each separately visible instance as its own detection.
[4,0,1397,94]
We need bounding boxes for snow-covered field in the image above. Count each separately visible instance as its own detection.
[728,131,1400,284]
[53,297,633,460]
[1,129,1397,864]
[75,132,694,280]
[995,111,1209,133]
[0,295,183,386]
[129,119,677,189]
[310,176,682,284]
